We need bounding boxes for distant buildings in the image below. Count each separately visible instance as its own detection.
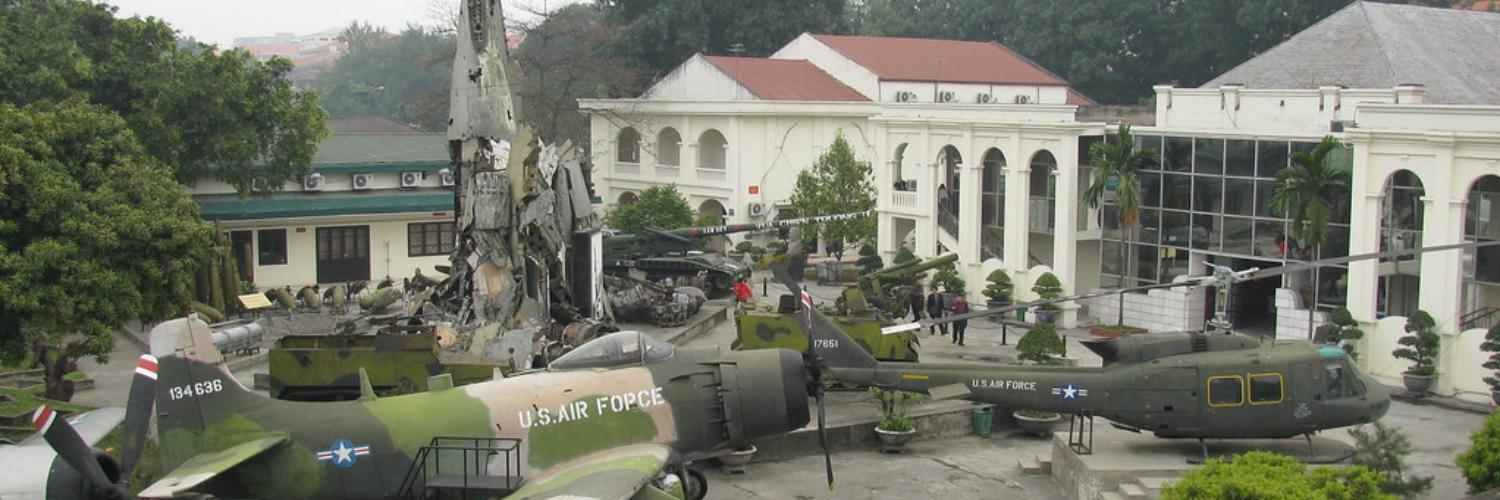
[234,28,346,84]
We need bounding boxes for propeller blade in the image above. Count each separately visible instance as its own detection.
[32,405,120,494]
[120,354,159,481]
[817,387,833,491]
[1242,240,1500,281]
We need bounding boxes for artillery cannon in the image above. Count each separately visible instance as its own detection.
[857,252,958,317]
[604,211,869,297]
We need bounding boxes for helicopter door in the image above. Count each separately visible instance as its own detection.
[1120,366,1200,436]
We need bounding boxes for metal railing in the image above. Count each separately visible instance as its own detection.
[398,436,522,499]
[1461,306,1500,331]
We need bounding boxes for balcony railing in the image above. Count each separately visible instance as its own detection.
[655,165,680,178]
[891,192,917,209]
[615,162,640,176]
[696,168,726,182]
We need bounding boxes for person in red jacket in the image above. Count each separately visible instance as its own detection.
[732,278,753,304]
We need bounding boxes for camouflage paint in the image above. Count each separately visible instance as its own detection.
[524,395,659,469]
[268,333,505,399]
[735,310,919,361]
[363,387,493,455]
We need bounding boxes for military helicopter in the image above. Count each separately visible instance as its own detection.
[12,315,834,499]
[776,240,1500,454]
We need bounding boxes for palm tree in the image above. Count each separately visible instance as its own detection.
[1084,124,1161,293]
[1270,135,1352,336]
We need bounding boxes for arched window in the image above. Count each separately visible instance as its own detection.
[936,146,962,224]
[1029,150,1057,233]
[697,129,727,169]
[981,148,1006,260]
[616,127,640,163]
[1465,175,1500,295]
[892,143,911,191]
[618,191,638,206]
[657,128,681,167]
[1379,169,1426,317]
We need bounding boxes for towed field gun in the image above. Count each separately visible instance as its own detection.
[857,252,958,317]
[604,212,869,297]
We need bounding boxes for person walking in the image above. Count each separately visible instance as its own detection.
[926,288,947,337]
[907,287,925,322]
[949,295,970,345]
[732,278,753,304]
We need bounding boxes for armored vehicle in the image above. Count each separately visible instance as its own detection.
[603,212,867,297]
[268,331,505,401]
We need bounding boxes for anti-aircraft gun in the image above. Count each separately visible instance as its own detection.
[604,211,869,297]
[856,252,959,318]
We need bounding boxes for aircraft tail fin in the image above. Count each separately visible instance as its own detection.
[770,265,879,370]
[147,317,262,437]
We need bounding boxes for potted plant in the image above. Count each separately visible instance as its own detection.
[1392,310,1440,396]
[717,444,757,474]
[1031,272,1064,324]
[856,243,884,275]
[931,262,966,300]
[1013,322,1064,436]
[981,270,1013,319]
[1319,307,1365,360]
[1481,324,1500,405]
[870,387,920,453]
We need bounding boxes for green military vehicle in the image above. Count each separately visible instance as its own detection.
[267,332,506,401]
[733,253,958,362]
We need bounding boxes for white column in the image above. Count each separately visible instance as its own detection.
[1052,137,1080,328]
[1005,135,1032,297]
[1345,136,1381,324]
[916,129,936,258]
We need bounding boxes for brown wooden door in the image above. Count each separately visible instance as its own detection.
[316,226,370,283]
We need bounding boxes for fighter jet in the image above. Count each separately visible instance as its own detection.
[21,317,814,499]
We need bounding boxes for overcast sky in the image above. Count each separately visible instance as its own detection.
[105,0,573,47]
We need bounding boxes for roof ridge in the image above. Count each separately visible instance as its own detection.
[1356,1,1401,87]
[985,41,1070,87]
[700,54,764,99]
[1206,1,1369,87]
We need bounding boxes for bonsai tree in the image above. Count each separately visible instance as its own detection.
[981,269,1014,304]
[1482,324,1500,395]
[930,262,966,294]
[1018,322,1065,365]
[892,247,918,266]
[855,243,884,275]
[1348,422,1432,498]
[1319,307,1365,360]
[1392,311,1440,377]
[868,386,921,432]
[1162,451,1392,500]
[1457,410,1500,494]
[1031,272,1063,306]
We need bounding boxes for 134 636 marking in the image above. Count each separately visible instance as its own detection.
[168,379,224,400]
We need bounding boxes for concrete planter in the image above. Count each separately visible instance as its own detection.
[1401,372,1435,396]
[1013,411,1061,437]
[875,427,916,453]
[986,300,1012,322]
[1034,309,1061,325]
[717,445,757,474]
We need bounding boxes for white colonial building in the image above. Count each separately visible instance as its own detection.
[584,2,1500,403]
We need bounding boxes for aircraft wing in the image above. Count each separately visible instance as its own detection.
[504,444,673,500]
[137,434,287,499]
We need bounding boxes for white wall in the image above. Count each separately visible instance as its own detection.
[1153,85,1405,135]
[220,212,452,290]
[185,169,448,197]
[771,33,881,99]
[641,54,753,101]
[881,81,1066,105]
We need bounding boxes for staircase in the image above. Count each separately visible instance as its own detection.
[398,436,523,499]
[1017,454,1178,500]
[1461,306,1500,331]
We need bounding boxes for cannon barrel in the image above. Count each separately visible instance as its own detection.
[862,252,958,280]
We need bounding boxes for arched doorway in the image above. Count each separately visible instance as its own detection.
[1029,150,1058,233]
[657,128,681,167]
[936,145,962,236]
[616,127,641,163]
[981,148,1007,260]
[1379,169,1425,317]
[618,191,638,207]
[1464,175,1500,324]
[892,143,912,191]
[698,199,726,222]
[697,129,727,170]
[698,199,729,252]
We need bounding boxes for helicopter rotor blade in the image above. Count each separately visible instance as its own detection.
[1240,240,1500,281]
[120,354,159,482]
[900,278,1211,329]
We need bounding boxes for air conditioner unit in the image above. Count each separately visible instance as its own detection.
[400,171,423,188]
[938,91,956,103]
[438,168,455,187]
[250,177,270,192]
[302,173,324,192]
[895,91,917,103]
[1013,95,1033,104]
[747,202,767,218]
[351,173,375,190]
[976,93,993,104]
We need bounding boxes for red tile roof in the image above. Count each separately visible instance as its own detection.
[1067,88,1098,106]
[703,56,870,102]
[810,34,1068,86]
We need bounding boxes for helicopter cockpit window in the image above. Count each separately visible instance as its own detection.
[1208,375,1244,407]
[549,332,675,370]
[1324,362,1363,399]
[1249,373,1283,404]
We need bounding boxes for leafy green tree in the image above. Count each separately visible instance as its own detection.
[599,0,849,79]
[605,185,695,233]
[0,0,328,194]
[1457,410,1500,494]
[789,131,877,253]
[1084,124,1160,279]
[1163,451,1394,500]
[0,101,213,401]
[1319,307,1365,359]
[1271,136,1351,252]
[515,4,648,145]
[1017,322,1064,364]
[1347,422,1432,498]
[315,24,454,132]
[1394,311,1440,377]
